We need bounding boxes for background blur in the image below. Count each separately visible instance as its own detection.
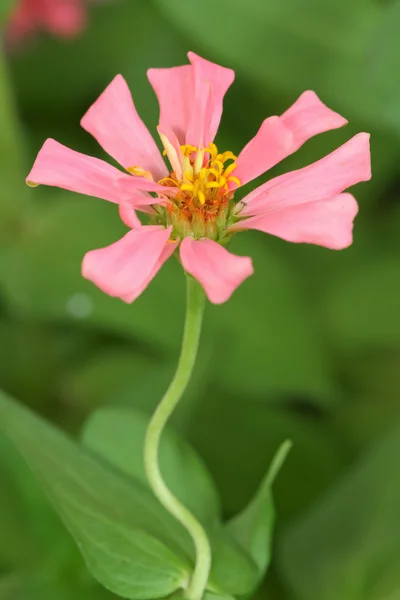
[1,0,400,599]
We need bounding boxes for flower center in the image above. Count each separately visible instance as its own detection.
[129,142,241,242]
[158,142,241,211]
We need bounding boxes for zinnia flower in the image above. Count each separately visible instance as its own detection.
[6,0,86,43]
[27,52,371,304]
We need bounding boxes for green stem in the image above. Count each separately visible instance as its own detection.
[144,276,211,600]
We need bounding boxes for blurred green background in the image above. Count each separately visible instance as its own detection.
[1,0,400,599]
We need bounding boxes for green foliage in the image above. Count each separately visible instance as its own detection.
[82,407,221,525]
[0,391,191,599]
[226,442,291,584]
[1,0,400,599]
[82,408,265,597]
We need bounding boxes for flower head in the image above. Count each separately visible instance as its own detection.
[6,0,86,44]
[27,52,371,304]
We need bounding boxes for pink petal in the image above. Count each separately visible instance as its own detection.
[147,65,194,146]
[81,75,167,181]
[82,226,175,302]
[118,201,142,229]
[27,139,126,203]
[239,133,371,216]
[179,237,253,304]
[281,91,348,150]
[186,52,235,148]
[233,193,358,250]
[115,173,177,202]
[121,241,177,303]
[234,92,348,187]
[26,138,162,204]
[234,117,293,187]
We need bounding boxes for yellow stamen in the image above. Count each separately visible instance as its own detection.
[180,144,198,157]
[127,166,154,180]
[220,151,237,163]
[206,143,218,160]
[198,190,206,204]
[223,162,238,178]
[228,176,241,186]
[159,177,179,187]
[180,184,194,192]
[206,182,222,189]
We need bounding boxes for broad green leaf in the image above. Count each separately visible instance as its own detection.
[0,390,191,599]
[82,407,260,596]
[226,441,291,583]
[83,407,220,525]
[279,420,400,600]
[0,437,38,567]
[0,437,87,575]
[0,392,259,597]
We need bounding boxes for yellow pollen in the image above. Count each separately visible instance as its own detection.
[142,142,242,212]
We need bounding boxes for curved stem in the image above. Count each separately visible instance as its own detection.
[144,276,211,600]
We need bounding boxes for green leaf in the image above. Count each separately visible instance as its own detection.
[0,392,260,598]
[279,420,400,600]
[82,407,221,525]
[82,407,260,597]
[0,390,191,599]
[226,441,291,582]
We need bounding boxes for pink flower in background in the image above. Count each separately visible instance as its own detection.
[27,52,371,304]
[7,0,86,43]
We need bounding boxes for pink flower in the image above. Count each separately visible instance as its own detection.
[6,0,86,43]
[27,52,371,304]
